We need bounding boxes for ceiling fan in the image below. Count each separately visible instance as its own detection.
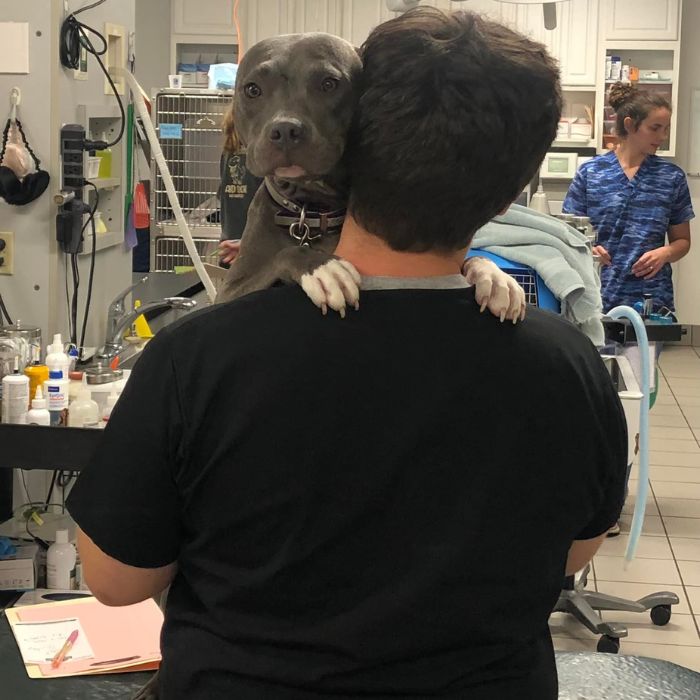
[385,1,565,30]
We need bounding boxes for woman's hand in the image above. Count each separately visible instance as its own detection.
[219,239,242,265]
[632,247,671,280]
[592,245,612,266]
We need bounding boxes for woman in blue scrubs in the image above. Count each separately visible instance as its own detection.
[563,83,693,313]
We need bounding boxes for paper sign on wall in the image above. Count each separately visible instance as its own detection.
[0,22,29,74]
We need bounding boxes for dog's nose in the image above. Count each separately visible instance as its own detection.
[269,119,305,146]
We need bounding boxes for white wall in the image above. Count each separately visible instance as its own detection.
[672,0,700,326]
[0,0,135,351]
[135,0,171,99]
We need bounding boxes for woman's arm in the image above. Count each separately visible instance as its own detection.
[632,221,691,279]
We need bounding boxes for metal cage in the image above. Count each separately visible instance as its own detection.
[149,88,233,272]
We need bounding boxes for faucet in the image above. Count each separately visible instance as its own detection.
[96,277,197,362]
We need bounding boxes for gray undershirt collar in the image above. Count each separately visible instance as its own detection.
[361,274,471,291]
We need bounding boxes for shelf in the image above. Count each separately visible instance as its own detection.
[552,139,596,148]
[604,79,672,85]
[78,231,123,255]
[88,177,120,190]
[0,424,102,472]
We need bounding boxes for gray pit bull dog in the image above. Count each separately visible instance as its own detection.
[215,32,526,320]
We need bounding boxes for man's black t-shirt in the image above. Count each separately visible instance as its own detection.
[218,151,263,240]
[67,284,627,699]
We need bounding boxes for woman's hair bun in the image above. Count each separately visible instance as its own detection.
[608,82,637,111]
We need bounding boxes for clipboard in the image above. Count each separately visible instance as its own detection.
[5,596,162,679]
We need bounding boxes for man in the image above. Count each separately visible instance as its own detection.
[68,8,627,699]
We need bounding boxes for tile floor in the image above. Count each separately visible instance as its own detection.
[549,346,700,671]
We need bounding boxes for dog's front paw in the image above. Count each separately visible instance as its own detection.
[300,259,361,317]
[462,256,526,323]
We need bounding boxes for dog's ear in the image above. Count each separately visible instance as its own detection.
[222,103,244,153]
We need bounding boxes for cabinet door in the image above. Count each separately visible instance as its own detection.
[339,0,395,46]
[243,0,294,47]
[173,0,237,35]
[558,0,598,86]
[604,0,679,41]
[292,0,343,35]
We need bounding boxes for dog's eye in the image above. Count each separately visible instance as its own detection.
[321,77,339,93]
[244,83,262,98]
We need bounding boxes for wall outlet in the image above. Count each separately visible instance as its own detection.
[0,232,14,275]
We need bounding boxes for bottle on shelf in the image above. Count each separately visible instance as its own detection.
[45,370,69,427]
[1,356,30,424]
[95,131,112,179]
[26,386,50,426]
[24,346,49,401]
[46,530,77,590]
[68,376,100,428]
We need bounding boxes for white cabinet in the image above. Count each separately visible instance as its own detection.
[172,0,238,36]
[603,0,680,41]
[292,0,343,35]
[557,0,599,86]
[242,0,295,44]
[337,0,395,47]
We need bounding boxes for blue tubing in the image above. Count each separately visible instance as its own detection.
[607,306,650,564]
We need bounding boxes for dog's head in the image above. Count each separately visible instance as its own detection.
[232,33,362,181]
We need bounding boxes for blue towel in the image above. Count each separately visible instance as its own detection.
[473,205,604,345]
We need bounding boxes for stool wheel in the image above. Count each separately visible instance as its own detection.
[597,635,621,654]
[651,604,672,626]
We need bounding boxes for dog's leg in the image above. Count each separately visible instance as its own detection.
[462,256,526,323]
[274,247,361,317]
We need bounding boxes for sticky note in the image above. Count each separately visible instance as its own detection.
[159,123,183,139]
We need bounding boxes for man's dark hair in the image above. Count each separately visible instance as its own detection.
[347,7,562,252]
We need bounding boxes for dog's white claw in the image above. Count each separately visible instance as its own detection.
[302,259,361,317]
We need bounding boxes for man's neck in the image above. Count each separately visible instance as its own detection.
[334,215,466,277]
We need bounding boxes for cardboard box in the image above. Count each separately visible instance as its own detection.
[0,543,39,591]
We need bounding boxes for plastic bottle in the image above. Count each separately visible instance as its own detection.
[93,211,108,234]
[68,376,100,428]
[25,386,51,426]
[24,346,50,402]
[621,63,630,83]
[96,131,112,178]
[2,356,30,424]
[46,530,76,590]
[45,370,70,427]
[46,334,70,378]
[529,179,550,215]
[101,389,120,428]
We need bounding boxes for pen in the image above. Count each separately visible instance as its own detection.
[51,629,79,669]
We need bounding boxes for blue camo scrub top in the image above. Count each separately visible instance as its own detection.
[563,151,694,312]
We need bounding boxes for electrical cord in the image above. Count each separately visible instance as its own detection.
[0,292,12,324]
[59,2,125,148]
[81,185,98,344]
[66,182,98,350]
[79,181,99,354]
